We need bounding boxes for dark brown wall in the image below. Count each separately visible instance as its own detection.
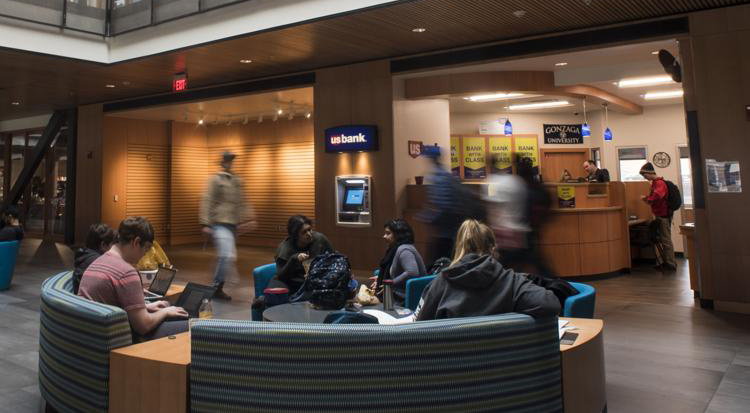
[314,60,396,271]
[75,104,103,244]
[683,4,750,312]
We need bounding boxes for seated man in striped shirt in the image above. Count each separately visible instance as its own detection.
[79,216,188,340]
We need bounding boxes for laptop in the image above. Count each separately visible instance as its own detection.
[143,267,177,301]
[174,283,217,318]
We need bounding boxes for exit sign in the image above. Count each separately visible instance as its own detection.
[172,73,188,92]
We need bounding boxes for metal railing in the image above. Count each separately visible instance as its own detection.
[0,0,250,37]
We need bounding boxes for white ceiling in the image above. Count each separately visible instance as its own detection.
[407,39,685,113]
[108,87,314,123]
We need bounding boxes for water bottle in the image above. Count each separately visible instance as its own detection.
[198,298,213,319]
[382,279,394,311]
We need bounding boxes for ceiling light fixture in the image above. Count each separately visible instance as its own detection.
[513,10,526,18]
[555,62,568,66]
[277,108,283,115]
[464,92,525,102]
[412,27,427,33]
[105,84,116,88]
[306,112,312,119]
[11,101,20,106]
[618,75,674,88]
[198,118,204,125]
[643,89,684,100]
[240,59,253,64]
[509,100,571,110]
[651,50,659,55]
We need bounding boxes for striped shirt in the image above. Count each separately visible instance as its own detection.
[78,250,146,312]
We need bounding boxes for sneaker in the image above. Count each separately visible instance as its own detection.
[213,288,232,300]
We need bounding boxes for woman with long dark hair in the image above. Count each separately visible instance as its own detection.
[374,219,427,304]
[269,215,333,295]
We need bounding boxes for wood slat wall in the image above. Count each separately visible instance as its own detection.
[207,141,315,246]
[170,145,208,245]
[126,144,169,243]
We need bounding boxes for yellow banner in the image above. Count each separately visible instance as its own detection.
[462,137,486,179]
[488,136,512,173]
[514,136,539,175]
[450,136,460,177]
[557,185,576,208]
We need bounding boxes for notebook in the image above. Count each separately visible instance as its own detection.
[143,267,177,301]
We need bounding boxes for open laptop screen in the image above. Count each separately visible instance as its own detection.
[148,267,176,296]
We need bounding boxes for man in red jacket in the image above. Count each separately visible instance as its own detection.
[640,162,676,271]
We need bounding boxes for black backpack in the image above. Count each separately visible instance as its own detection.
[290,252,352,310]
[665,180,682,213]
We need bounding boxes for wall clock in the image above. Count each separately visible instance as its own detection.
[653,152,671,168]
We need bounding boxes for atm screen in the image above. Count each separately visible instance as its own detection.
[345,189,365,206]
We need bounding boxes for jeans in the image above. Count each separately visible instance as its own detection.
[212,225,237,285]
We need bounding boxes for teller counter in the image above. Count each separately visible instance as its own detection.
[540,182,630,277]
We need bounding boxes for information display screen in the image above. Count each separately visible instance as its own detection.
[345,189,365,206]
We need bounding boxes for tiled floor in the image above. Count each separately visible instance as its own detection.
[1,238,749,412]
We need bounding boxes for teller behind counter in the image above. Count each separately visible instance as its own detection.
[539,181,630,278]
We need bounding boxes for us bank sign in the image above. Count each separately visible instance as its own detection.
[325,125,379,153]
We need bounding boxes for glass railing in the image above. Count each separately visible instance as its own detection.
[0,0,250,36]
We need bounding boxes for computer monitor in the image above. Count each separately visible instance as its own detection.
[343,188,365,211]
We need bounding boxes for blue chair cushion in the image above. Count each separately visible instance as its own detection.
[252,263,277,321]
[563,282,596,318]
[0,240,20,291]
[404,274,437,311]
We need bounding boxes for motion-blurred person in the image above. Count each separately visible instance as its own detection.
[373,219,427,304]
[485,154,530,260]
[583,160,610,183]
[0,206,24,242]
[270,215,334,295]
[640,162,676,271]
[420,145,484,267]
[73,223,116,294]
[414,219,560,321]
[200,151,257,300]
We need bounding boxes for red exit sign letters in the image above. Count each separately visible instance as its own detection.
[172,73,188,92]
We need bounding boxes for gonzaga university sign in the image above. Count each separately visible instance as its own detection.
[325,125,379,153]
[544,124,584,144]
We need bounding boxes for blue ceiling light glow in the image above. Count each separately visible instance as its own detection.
[504,119,513,135]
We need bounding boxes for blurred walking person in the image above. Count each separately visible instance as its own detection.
[200,151,257,300]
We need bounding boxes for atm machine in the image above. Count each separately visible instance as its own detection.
[335,175,371,227]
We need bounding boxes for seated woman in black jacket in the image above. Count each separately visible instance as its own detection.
[269,215,333,295]
[73,223,116,294]
[415,219,560,321]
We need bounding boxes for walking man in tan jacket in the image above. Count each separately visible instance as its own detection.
[200,151,256,300]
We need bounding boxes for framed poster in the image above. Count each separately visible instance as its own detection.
[450,136,461,177]
[462,137,486,179]
[489,136,512,174]
[513,135,540,175]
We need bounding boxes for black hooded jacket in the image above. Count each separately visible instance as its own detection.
[73,248,102,294]
[415,253,560,321]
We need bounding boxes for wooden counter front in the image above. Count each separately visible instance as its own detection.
[540,182,630,277]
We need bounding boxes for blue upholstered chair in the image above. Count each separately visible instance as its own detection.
[404,274,437,311]
[190,314,562,412]
[252,263,277,321]
[39,271,133,412]
[563,282,596,318]
[0,240,20,291]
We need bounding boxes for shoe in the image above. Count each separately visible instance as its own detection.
[213,283,232,300]
[662,263,677,272]
[653,263,664,272]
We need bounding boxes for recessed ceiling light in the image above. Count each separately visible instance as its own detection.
[618,75,674,88]
[240,59,253,64]
[105,84,116,88]
[651,50,660,55]
[277,109,283,115]
[513,10,526,18]
[463,92,526,102]
[643,90,684,100]
[11,101,20,106]
[412,27,427,33]
[509,100,571,110]
[198,118,204,125]
[555,62,568,66]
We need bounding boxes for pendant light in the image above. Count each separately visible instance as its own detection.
[603,104,613,142]
[504,119,513,135]
[581,98,591,138]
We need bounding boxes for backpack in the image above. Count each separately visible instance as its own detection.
[664,180,682,213]
[290,252,352,310]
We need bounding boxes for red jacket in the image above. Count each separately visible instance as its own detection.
[647,178,669,217]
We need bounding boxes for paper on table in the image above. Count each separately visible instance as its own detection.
[362,309,415,325]
[558,319,569,339]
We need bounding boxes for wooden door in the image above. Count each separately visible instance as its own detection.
[540,148,590,183]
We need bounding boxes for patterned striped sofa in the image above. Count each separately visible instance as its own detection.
[39,271,133,413]
[191,314,562,413]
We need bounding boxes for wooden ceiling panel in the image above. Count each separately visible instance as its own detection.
[1,0,748,120]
